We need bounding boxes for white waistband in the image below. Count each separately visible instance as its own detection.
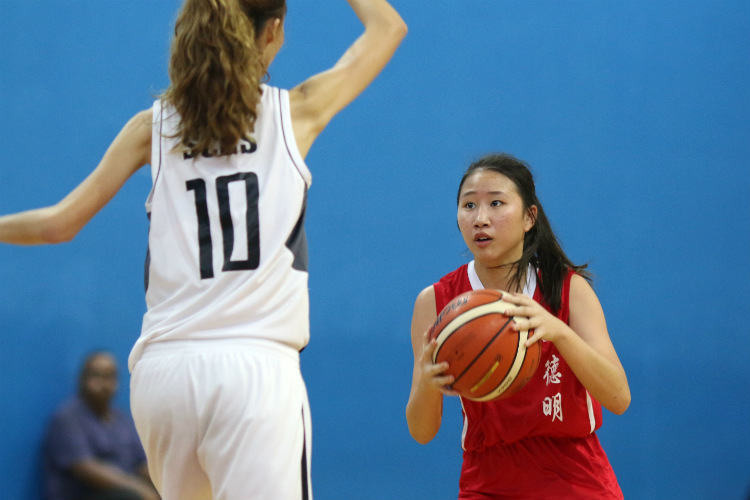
[138,337,300,361]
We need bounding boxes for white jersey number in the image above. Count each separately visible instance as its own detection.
[186,172,260,279]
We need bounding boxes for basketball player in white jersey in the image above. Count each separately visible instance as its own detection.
[0,1,407,499]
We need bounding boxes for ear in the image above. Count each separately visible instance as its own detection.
[524,205,538,232]
[264,17,283,45]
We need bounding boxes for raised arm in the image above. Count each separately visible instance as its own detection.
[289,0,407,157]
[406,285,458,444]
[0,109,152,245]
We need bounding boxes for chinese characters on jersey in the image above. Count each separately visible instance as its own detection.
[543,354,563,422]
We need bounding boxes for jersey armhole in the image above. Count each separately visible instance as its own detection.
[560,270,574,324]
[432,281,446,314]
[276,88,312,187]
[145,100,164,214]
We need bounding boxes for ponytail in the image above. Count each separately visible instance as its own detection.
[162,0,285,157]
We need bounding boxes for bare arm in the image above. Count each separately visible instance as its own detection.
[0,109,152,245]
[501,275,631,414]
[72,459,159,500]
[557,275,631,414]
[405,286,458,444]
[289,0,407,157]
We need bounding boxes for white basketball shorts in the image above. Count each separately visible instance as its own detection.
[130,338,312,500]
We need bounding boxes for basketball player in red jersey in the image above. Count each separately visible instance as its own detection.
[406,153,631,499]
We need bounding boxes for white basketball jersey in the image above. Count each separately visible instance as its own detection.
[129,85,312,371]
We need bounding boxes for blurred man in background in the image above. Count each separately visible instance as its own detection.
[43,351,158,500]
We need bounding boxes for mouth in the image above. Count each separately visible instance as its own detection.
[474,233,492,245]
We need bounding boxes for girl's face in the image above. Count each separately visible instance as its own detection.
[457,169,536,268]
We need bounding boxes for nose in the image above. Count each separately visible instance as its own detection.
[474,205,490,227]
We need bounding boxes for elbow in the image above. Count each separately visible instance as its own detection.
[388,17,408,46]
[39,207,79,244]
[40,221,78,244]
[42,227,77,244]
[374,11,408,44]
[406,407,439,445]
[407,423,437,445]
[608,389,632,416]
[412,434,433,446]
[617,392,632,415]
[394,17,408,40]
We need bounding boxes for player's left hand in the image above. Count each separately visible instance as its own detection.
[498,291,569,347]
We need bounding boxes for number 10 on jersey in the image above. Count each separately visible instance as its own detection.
[186,172,260,279]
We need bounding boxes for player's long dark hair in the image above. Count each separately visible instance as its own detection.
[457,153,591,313]
[163,0,286,157]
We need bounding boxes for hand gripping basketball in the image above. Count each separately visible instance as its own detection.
[428,290,541,402]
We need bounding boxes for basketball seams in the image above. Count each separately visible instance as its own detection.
[448,316,514,389]
[431,291,539,402]
[469,329,529,402]
[432,299,515,359]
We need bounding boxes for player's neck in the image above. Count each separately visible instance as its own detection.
[475,260,524,293]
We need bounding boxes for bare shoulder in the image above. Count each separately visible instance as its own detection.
[569,273,599,304]
[136,107,153,123]
[112,108,153,169]
[116,108,153,145]
[568,273,608,340]
[415,285,436,311]
[129,108,154,134]
[412,285,437,332]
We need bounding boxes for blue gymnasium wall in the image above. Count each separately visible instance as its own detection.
[1,1,748,499]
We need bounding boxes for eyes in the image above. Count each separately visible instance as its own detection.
[463,200,503,209]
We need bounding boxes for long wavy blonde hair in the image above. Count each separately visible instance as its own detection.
[162,0,286,157]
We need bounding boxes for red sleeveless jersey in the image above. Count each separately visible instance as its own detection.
[433,264,623,500]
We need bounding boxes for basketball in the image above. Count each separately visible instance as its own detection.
[429,289,541,402]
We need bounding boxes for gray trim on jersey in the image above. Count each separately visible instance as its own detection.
[285,189,309,272]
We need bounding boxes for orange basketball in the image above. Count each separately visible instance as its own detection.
[428,289,540,402]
